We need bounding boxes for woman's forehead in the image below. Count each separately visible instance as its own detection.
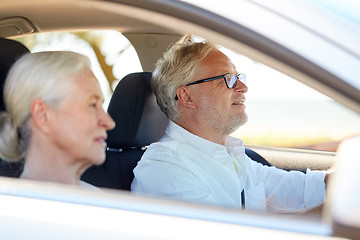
[62,68,103,102]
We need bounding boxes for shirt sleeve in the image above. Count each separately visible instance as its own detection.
[246,156,326,213]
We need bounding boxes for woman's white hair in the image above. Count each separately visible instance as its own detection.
[152,36,218,121]
[0,51,91,161]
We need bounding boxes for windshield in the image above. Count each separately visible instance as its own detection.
[305,0,360,90]
[182,0,360,91]
[308,0,360,26]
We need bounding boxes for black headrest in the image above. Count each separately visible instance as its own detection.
[107,72,169,149]
[0,38,30,111]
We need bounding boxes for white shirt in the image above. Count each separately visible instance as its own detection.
[131,121,326,213]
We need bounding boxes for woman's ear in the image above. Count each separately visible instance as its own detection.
[30,99,52,133]
[176,87,195,109]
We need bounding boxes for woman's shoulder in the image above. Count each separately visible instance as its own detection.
[80,181,101,191]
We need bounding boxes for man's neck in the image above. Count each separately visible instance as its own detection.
[174,119,228,146]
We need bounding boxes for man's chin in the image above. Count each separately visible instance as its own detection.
[228,112,248,134]
[241,112,248,126]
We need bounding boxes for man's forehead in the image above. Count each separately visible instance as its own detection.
[200,51,236,73]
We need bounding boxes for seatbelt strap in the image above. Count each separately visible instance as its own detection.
[241,189,245,209]
[233,159,245,209]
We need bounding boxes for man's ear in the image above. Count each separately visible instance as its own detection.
[30,99,52,134]
[176,87,195,109]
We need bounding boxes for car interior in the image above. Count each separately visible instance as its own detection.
[0,37,274,190]
[0,36,337,187]
[0,1,348,224]
[1,2,360,239]
[2,34,329,191]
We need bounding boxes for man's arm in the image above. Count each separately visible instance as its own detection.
[246,156,326,213]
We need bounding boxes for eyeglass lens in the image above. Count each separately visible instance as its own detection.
[226,74,237,88]
[225,74,246,89]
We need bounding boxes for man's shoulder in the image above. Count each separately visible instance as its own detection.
[141,140,184,161]
[139,139,201,170]
[147,137,191,153]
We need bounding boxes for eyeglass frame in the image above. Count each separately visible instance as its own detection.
[174,73,246,100]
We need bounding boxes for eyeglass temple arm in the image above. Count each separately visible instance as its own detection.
[185,75,224,86]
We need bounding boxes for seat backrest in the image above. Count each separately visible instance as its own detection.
[0,38,30,111]
[0,38,30,177]
[81,72,169,190]
[245,148,271,167]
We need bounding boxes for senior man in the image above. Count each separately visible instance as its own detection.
[131,37,328,213]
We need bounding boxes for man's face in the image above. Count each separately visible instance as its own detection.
[192,50,248,136]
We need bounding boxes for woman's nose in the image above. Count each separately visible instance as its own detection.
[100,111,116,130]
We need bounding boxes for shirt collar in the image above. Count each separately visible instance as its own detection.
[165,121,238,155]
[226,135,245,151]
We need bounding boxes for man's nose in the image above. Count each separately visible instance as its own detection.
[236,79,248,93]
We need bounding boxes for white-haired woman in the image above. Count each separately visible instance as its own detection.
[0,51,115,185]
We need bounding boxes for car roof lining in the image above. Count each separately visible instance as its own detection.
[0,1,176,37]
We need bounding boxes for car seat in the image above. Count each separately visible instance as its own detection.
[0,38,30,177]
[81,72,169,190]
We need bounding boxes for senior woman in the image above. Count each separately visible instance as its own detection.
[0,51,115,185]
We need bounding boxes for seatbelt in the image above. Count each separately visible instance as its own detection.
[232,159,245,209]
[241,189,245,209]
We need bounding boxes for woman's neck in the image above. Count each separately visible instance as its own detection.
[21,144,84,185]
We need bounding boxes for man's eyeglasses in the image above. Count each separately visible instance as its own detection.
[175,73,246,100]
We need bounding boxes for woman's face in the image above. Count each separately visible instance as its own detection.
[48,67,115,168]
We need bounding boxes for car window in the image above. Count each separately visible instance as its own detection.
[221,47,360,152]
[15,30,143,108]
[15,31,360,152]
